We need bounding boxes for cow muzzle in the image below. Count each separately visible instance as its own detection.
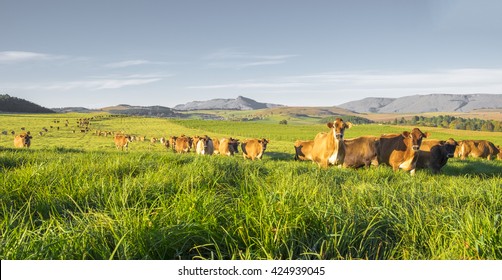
[412,145,420,151]
[335,133,343,140]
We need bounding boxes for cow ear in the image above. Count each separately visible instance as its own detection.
[327,122,334,128]
[424,132,431,138]
[402,131,410,138]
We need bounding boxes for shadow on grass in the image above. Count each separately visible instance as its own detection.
[442,159,502,178]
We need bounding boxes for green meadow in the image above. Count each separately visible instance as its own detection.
[1,113,501,259]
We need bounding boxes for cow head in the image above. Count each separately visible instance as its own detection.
[402,128,429,151]
[259,138,269,151]
[19,133,32,146]
[444,138,458,158]
[327,118,351,140]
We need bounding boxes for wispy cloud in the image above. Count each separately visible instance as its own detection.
[104,60,155,68]
[205,49,297,69]
[9,74,167,91]
[188,68,502,95]
[0,51,64,63]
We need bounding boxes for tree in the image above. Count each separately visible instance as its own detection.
[279,119,288,125]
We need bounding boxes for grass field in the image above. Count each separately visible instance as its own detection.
[1,113,501,259]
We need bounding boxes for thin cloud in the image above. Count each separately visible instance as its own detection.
[0,51,64,63]
[104,60,153,68]
[11,75,165,91]
[188,68,502,93]
[205,48,298,69]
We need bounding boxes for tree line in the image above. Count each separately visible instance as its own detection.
[388,115,502,132]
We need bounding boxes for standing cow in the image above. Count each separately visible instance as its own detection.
[310,118,352,167]
[241,138,269,160]
[114,134,132,151]
[14,133,32,148]
[377,128,429,175]
[195,135,214,155]
[219,137,239,156]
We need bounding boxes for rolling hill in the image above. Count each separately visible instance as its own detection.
[0,94,55,113]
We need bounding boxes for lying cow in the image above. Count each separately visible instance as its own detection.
[416,138,458,174]
[114,134,132,151]
[310,118,352,167]
[241,138,269,160]
[377,128,429,175]
[343,136,379,168]
[457,140,499,160]
[14,133,32,148]
[294,140,314,161]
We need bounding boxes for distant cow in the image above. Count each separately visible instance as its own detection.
[241,138,269,160]
[195,135,214,155]
[377,128,429,175]
[310,118,352,167]
[169,136,178,151]
[416,138,458,174]
[114,134,132,151]
[219,137,239,156]
[457,140,499,160]
[14,133,32,148]
[175,136,191,153]
[497,145,502,160]
[343,136,379,168]
[294,140,314,161]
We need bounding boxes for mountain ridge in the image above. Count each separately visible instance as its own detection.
[174,95,283,111]
[338,94,502,113]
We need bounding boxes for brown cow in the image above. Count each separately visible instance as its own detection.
[310,118,352,167]
[169,136,178,151]
[377,128,429,175]
[195,135,214,155]
[219,137,239,156]
[14,133,32,148]
[114,134,132,151]
[458,140,500,160]
[175,136,191,153]
[497,145,502,160]
[212,137,220,155]
[294,140,314,161]
[241,138,269,160]
[342,136,379,168]
[416,138,458,174]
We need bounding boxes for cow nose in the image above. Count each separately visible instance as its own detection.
[336,134,343,140]
[412,145,419,151]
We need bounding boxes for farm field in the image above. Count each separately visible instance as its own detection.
[1,113,501,260]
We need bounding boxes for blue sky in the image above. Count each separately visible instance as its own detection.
[1,0,502,108]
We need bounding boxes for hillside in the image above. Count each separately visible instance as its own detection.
[0,94,55,113]
[100,104,182,118]
[338,94,502,113]
[174,96,283,111]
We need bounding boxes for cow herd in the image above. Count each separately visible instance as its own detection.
[5,116,501,175]
[294,118,502,175]
[113,133,270,161]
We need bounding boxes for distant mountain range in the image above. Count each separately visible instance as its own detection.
[338,94,502,113]
[0,94,55,113]
[174,95,283,111]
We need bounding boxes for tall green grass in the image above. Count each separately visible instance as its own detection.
[1,114,501,259]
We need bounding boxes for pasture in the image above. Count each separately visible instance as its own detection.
[1,113,501,259]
